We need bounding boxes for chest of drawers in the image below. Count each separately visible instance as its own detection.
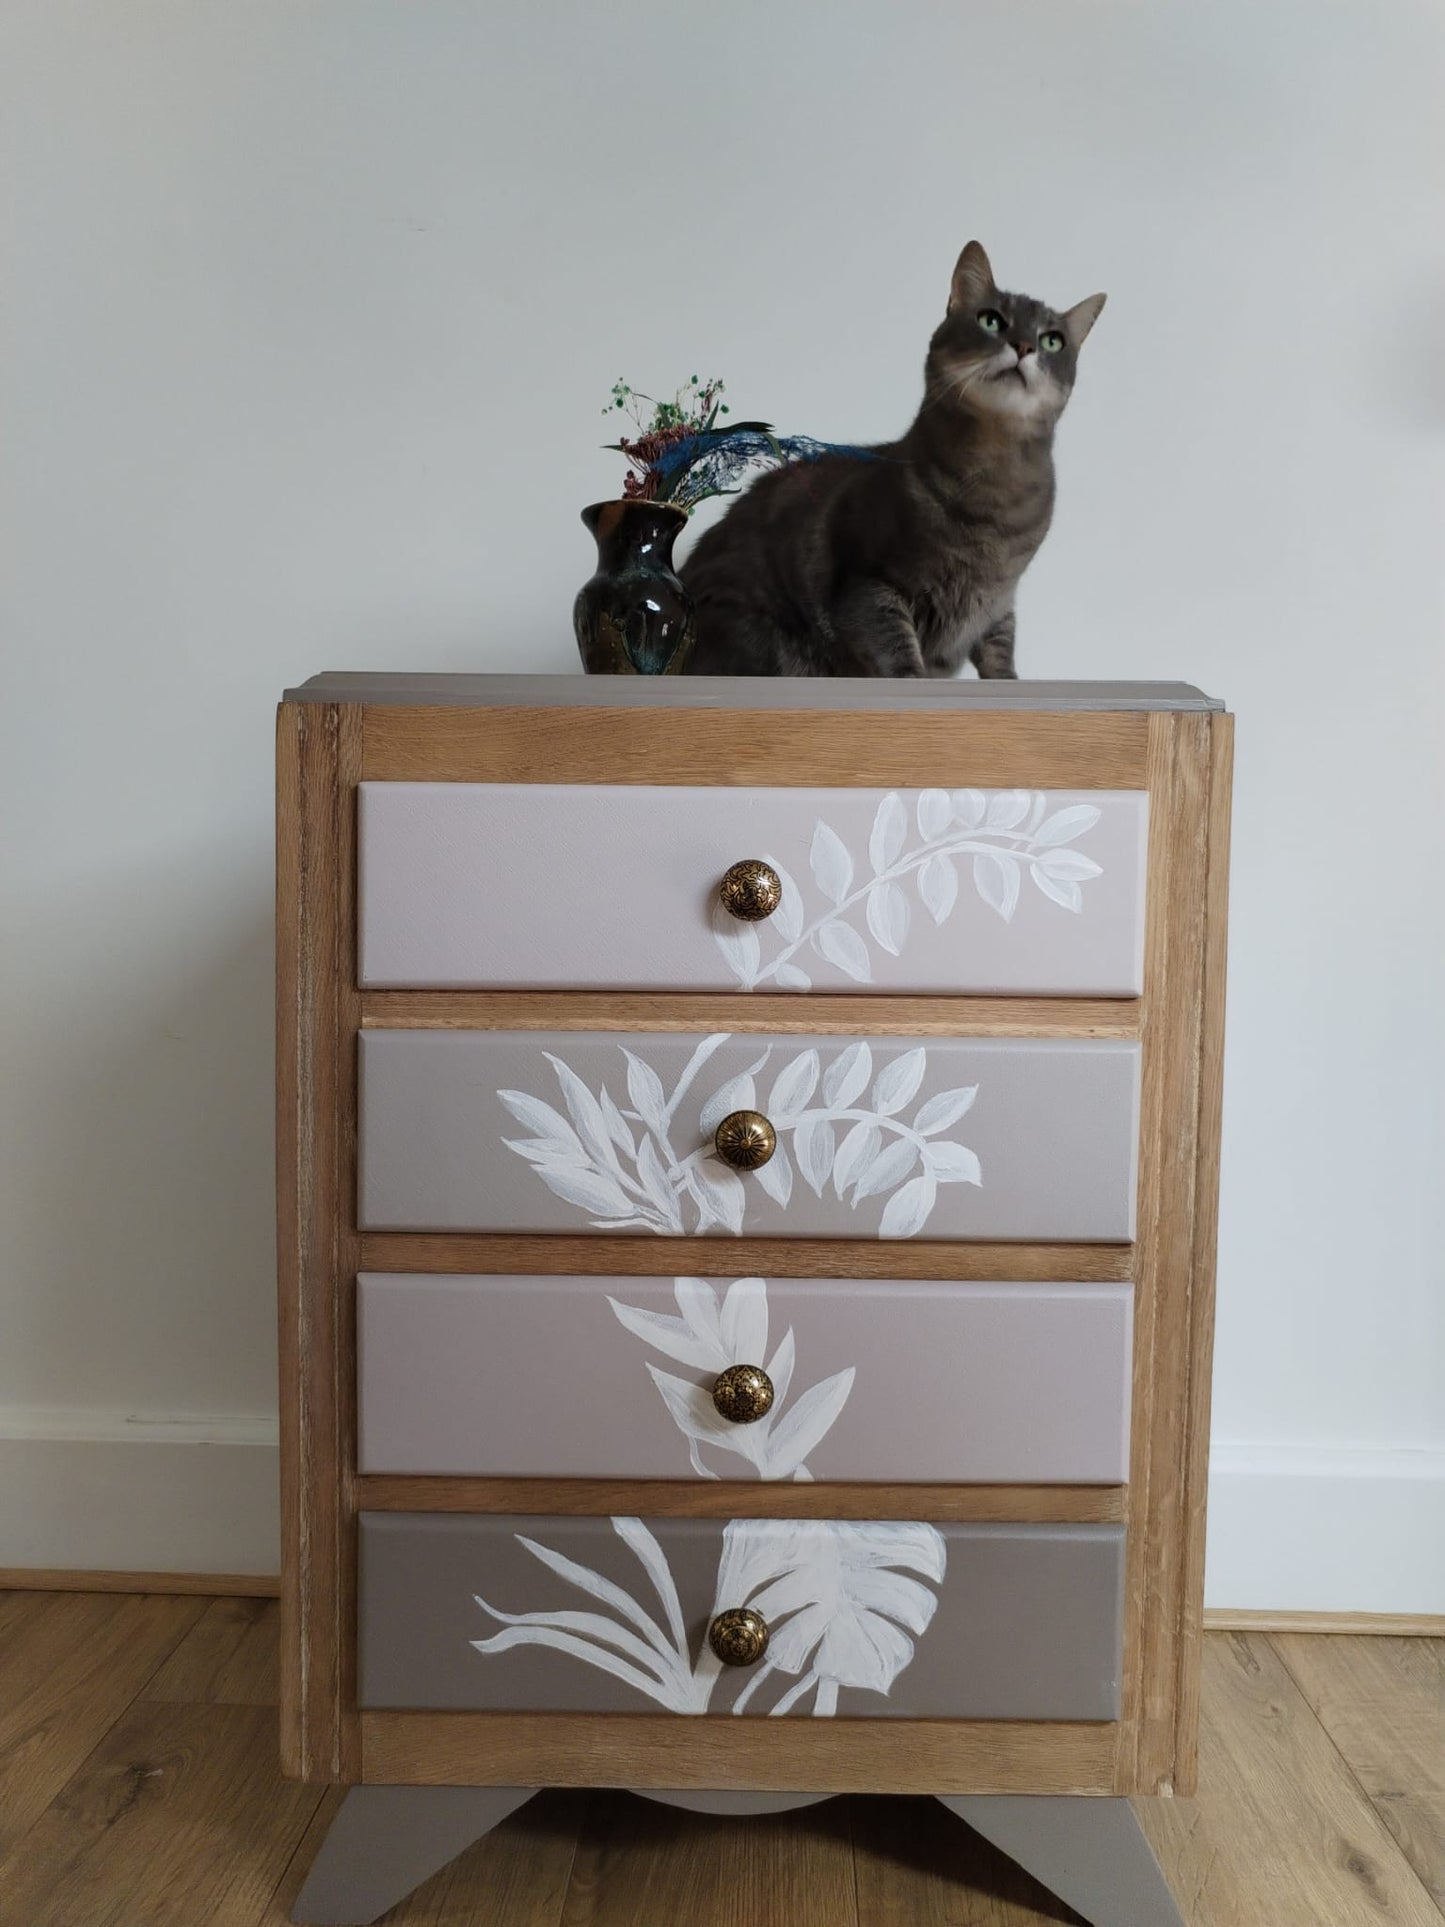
[277,673,1231,1926]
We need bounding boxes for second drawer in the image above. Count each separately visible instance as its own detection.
[358,1272,1133,1483]
[358,1030,1141,1241]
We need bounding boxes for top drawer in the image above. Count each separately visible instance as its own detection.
[358,782,1148,995]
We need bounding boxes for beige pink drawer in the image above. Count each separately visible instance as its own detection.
[358,1512,1126,1720]
[357,1030,1140,1241]
[357,1273,1133,1483]
[357,781,1148,995]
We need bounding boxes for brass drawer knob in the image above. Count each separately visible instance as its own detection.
[708,1606,770,1667]
[711,1363,775,1424]
[719,859,782,922]
[714,1109,777,1170]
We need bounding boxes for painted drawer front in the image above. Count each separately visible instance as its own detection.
[358,1273,1133,1482]
[358,1030,1140,1241]
[358,1512,1125,1720]
[357,782,1148,995]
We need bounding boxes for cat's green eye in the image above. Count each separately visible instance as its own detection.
[1039,330,1065,354]
[977,309,1005,335]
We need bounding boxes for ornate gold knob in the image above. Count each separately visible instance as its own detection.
[719,859,782,922]
[708,1606,770,1667]
[711,1363,775,1424]
[714,1109,777,1170]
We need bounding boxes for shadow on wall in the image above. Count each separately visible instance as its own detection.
[7,851,278,1419]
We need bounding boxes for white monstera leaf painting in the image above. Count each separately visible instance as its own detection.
[499,1035,981,1240]
[713,788,1105,990]
[470,1277,946,1716]
[607,1275,853,1481]
[471,1515,947,1718]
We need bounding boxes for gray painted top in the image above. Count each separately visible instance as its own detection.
[282,671,1224,712]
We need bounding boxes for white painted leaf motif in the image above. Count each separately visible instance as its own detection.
[1035,848,1103,882]
[531,1159,635,1220]
[698,1067,760,1138]
[768,1050,820,1124]
[758,1369,857,1478]
[916,789,952,840]
[985,790,1031,830]
[718,1276,769,1365]
[753,1142,794,1207]
[851,1135,917,1204]
[814,919,872,983]
[544,1053,620,1176]
[832,1119,881,1199]
[823,1040,872,1110]
[912,1086,978,1135]
[810,821,853,905]
[1033,803,1102,846]
[606,1296,727,1372]
[710,897,762,984]
[497,1089,583,1157]
[924,1140,982,1184]
[879,1171,938,1238]
[623,1052,669,1138]
[973,851,1021,921]
[952,789,986,829]
[773,963,811,990]
[686,1161,746,1235]
[869,793,907,875]
[599,1088,636,1158]
[634,1135,681,1225]
[1032,871,1081,912]
[865,880,910,956]
[871,1047,927,1117]
[793,1117,836,1197]
[917,853,958,925]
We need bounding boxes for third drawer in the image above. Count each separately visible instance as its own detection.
[358,1272,1133,1483]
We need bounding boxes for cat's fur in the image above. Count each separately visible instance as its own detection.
[680,242,1104,678]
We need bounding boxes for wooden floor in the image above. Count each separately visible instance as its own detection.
[0,1592,1439,1925]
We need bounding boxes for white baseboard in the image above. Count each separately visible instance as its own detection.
[0,1407,280,1577]
[1205,1441,1445,1616]
[2,1414,1441,1612]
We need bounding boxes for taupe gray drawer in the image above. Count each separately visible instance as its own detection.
[358,1512,1125,1720]
[358,782,1148,995]
[357,1029,1140,1241]
[357,1273,1133,1483]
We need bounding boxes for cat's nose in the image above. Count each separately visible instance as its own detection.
[1012,341,1034,359]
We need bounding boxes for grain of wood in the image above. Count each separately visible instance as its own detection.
[0,1590,204,1859]
[850,1793,1085,1924]
[142,1597,280,1706]
[1137,1631,1444,1926]
[1206,1611,1445,1638]
[359,1712,1119,1796]
[359,703,1152,788]
[357,1232,1134,1284]
[0,1698,322,1927]
[353,1477,1127,1525]
[559,1789,859,1927]
[360,992,1141,1038]
[0,1568,280,1596]
[1273,1633,1445,1910]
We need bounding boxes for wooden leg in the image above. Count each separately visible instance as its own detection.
[940,1797,1185,1927]
[290,1785,537,1925]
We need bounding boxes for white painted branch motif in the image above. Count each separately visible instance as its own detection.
[498,1037,981,1239]
[607,1277,853,1481]
[713,789,1104,989]
[471,1516,947,1717]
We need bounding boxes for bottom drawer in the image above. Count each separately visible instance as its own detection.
[359,1512,1124,1721]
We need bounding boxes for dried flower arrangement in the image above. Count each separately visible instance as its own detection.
[603,376,866,512]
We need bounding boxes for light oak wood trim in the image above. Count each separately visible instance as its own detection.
[0,1569,281,1597]
[276,701,363,1784]
[356,1233,1135,1283]
[1203,1609,1445,1638]
[359,1711,1120,1796]
[1172,712,1233,1794]
[353,1478,1128,1524]
[360,704,1151,788]
[360,992,1142,1038]
[1119,711,1219,1798]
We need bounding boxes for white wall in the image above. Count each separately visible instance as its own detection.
[1,1,1441,1606]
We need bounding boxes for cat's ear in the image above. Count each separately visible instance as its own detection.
[1063,292,1107,344]
[948,241,995,313]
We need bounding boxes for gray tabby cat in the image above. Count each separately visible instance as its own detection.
[681,242,1105,678]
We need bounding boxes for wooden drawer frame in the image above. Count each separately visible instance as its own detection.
[277,696,1232,1798]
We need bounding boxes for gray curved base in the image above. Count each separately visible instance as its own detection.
[290,1786,1184,1926]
